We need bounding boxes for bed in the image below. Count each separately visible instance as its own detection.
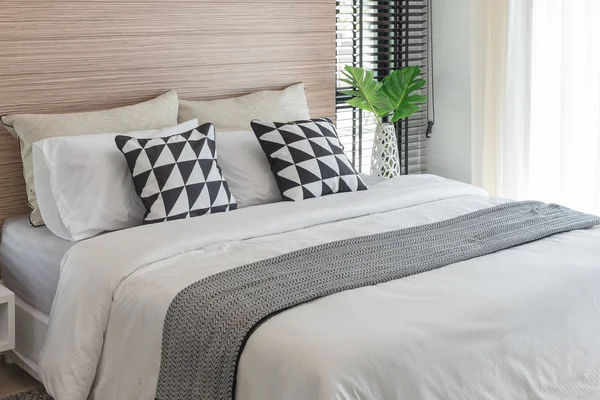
[2,175,600,399]
[30,175,600,400]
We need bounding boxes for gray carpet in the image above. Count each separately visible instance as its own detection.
[0,388,51,400]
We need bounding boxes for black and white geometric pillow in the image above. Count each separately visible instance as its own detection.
[115,123,237,224]
[251,117,367,201]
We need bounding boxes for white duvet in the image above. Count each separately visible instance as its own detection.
[39,175,600,400]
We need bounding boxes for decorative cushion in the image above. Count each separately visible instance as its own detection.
[1,90,179,226]
[251,118,368,201]
[178,83,310,132]
[115,123,237,224]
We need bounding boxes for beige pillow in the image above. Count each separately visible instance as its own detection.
[178,83,311,132]
[1,90,179,226]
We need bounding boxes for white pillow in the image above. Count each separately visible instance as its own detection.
[216,130,282,208]
[32,120,199,241]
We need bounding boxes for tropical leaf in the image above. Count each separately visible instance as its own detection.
[381,66,427,123]
[339,89,360,96]
[409,78,426,92]
[342,66,392,119]
[407,94,427,103]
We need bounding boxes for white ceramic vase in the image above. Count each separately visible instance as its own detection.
[370,123,400,178]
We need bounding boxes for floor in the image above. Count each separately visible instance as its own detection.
[0,355,41,397]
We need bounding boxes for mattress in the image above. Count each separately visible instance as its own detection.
[0,215,75,314]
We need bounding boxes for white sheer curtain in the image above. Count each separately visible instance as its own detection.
[529,0,600,214]
[472,0,600,214]
[471,0,533,199]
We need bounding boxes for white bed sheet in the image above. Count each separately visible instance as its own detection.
[39,175,600,400]
[0,216,74,314]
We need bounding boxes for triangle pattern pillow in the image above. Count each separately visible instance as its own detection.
[251,118,368,201]
[115,123,237,224]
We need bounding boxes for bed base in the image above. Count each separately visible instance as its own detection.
[1,288,46,383]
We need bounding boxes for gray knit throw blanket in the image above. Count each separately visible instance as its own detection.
[155,201,600,400]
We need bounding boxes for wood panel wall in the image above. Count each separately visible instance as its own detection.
[0,0,335,232]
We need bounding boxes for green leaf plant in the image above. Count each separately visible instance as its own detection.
[340,65,427,126]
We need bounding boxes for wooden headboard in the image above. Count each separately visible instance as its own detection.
[0,0,335,231]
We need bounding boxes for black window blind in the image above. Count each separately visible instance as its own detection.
[336,0,430,174]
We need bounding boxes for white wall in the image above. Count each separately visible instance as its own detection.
[427,0,472,183]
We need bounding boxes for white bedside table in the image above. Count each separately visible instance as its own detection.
[0,283,15,353]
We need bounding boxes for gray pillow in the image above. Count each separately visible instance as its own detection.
[178,83,310,132]
[1,90,179,226]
